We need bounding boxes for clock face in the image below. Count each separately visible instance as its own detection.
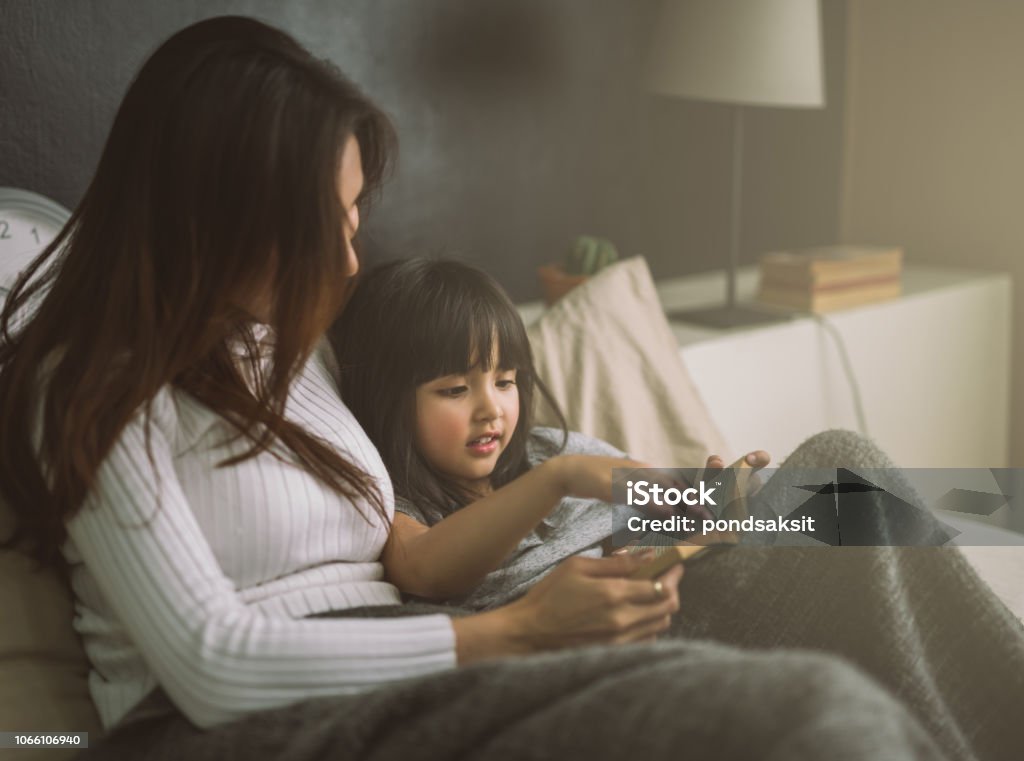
[0,188,71,294]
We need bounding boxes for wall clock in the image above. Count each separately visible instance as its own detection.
[0,187,71,298]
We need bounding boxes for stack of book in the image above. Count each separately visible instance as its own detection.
[757,245,903,313]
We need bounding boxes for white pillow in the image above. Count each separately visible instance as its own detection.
[527,257,732,467]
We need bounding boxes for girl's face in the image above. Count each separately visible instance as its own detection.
[414,352,520,496]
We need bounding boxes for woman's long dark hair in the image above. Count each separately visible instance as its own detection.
[330,258,567,515]
[0,16,397,569]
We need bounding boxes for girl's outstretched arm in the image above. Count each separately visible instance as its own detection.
[382,454,648,599]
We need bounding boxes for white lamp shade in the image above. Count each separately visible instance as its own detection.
[647,0,825,108]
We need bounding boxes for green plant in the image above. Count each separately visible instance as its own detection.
[564,236,619,276]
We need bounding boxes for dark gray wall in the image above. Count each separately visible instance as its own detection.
[0,0,846,301]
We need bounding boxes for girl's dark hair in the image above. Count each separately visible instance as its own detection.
[330,258,567,513]
[0,16,397,568]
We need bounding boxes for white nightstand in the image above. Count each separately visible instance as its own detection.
[660,264,1011,468]
[520,263,1012,468]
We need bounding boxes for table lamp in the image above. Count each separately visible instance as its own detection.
[647,0,825,327]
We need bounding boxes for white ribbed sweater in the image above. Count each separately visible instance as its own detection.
[61,342,456,731]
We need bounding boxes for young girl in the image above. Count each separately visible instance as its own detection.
[332,257,713,610]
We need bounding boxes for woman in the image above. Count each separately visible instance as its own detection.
[0,16,1015,761]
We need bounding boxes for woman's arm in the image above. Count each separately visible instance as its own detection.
[69,392,685,729]
[452,554,685,661]
[382,454,647,599]
[67,392,457,729]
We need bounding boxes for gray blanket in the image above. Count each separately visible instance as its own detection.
[76,550,1024,761]
[74,431,1024,760]
[79,608,948,761]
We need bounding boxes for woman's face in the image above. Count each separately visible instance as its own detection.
[238,135,364,324]
[414,349,521,496]
[338,134,364,278]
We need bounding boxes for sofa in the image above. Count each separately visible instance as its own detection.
[1,257,1021,761]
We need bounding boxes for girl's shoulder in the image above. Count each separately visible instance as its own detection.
[393,492,450,527]
[527,427,628,464]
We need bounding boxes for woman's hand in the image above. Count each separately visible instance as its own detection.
[514,553,684,649]
[451,552,683,663]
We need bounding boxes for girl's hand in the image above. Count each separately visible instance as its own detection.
[703,450,771,473]
[702,450,771,498]
[547,454,655,503]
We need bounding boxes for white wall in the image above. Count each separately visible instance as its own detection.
[840,0,1024,465]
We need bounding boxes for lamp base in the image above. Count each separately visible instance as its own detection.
[666,304,790,329]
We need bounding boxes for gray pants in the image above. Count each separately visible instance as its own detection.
[77,431,1024,761]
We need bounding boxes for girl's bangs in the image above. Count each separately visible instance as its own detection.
[410,279,531,383]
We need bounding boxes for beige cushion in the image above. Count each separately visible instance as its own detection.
[527,256,731,467]
[0,502,102,761]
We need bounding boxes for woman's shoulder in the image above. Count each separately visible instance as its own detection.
[312,337,341,392]
[102,385,188,463]
[527,427,627,463]
[147,385,181,425]
[37,347,182,448]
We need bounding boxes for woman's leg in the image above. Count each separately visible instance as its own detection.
[745,428,953,547]
[671,429,1024,761]
[77,639,944,761]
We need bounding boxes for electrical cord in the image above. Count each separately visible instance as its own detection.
[808,311,870,437]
